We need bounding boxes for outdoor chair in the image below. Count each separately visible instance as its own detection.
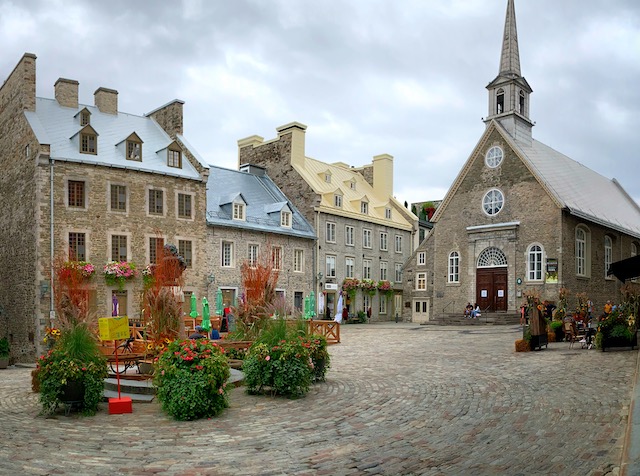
[563,321,577,349]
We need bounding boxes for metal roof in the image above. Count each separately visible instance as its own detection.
[206,166,316,240]
[25,98,203,180]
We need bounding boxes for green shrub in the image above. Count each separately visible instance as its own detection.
[154,339,230,420]
[37,324,106,416]
[0,337,9,358]
[301,334,330,382]
[243,340,313,398]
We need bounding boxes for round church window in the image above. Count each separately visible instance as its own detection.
[485,146,503,168]
[482,189,504,216]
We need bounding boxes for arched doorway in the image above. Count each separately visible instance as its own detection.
[476,247,508,312]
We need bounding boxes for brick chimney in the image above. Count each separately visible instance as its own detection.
[54,78,79,109]
[94,87,118,114]
[146,99,184,137]
[276,122,307,168]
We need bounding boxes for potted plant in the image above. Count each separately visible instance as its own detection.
[301,334,331,382]
[0,337,9,369]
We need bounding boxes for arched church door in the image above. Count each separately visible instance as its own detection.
[476,247,508,312]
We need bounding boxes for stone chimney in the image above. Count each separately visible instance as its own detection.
[94,87,118,114]
[276,122,307,168]
[146,99,184,137]
[372,154,394,198]
[54,78,79,109]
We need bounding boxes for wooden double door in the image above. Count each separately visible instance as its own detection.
[476,267,507,312]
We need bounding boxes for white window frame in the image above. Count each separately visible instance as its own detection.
[361,202,369,214]
[326,255,336,278]
[416,272,427,290]
[395,263,402,283]
[233,202,245,221]
[605,236,613,279]
[326,222,336,243]
[395,235,402,253]
[363,259,371,279]
[248,243,259,268]
[380,232,388,251]
[294,249,304,273]
[272,246,282,270]
[281,210,292,228]
[576,226,590,277]
[221,241,234,268]
[363,229,372,249]
[448,251,460,283]
[380,261,388,280]
[334,194,342,208]
[345,226,354,246]
[345,257,355,278]
[527,244,543,281]
[417,252,426,266]
[379,295,387,314]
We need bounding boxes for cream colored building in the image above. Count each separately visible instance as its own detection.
[238,123,418,320]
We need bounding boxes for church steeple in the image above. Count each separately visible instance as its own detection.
[485,0,533,143]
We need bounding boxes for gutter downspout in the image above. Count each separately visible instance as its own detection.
[314,208,320,316]
[49,157,55,325]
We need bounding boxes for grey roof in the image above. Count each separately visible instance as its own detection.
[24,98,203,180]
[206,166,316,239]
[498,122,640,239]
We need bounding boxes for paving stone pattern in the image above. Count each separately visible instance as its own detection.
[0,323,635,475]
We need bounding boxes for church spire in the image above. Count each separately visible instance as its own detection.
[484,0,533,143]
[499,0,521,78]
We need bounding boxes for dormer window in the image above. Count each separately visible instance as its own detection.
[361,201,369,214]
[334,194,342,208]
[350,181,356,190]
[168,148,181,168]
[127,139,142,161]
[80,110,90,126]
[281,210,292,228]
[325,173,331,183]
[496,88,504,114]
[385,208,392,219]
[233,202,245,221]
[80,130,97,154]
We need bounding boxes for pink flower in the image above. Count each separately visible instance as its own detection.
[218,387,224,394]
[265,355,271,361]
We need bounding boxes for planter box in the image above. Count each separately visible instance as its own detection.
[530,333,548,351]
[602,333,638,352]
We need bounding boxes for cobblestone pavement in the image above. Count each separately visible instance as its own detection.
[0,323,636,476]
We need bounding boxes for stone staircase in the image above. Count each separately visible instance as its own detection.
[424,312,521,326]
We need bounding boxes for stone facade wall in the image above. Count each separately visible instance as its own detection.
[402,234,435,321]
[204,226,315,313]
[148,100,184,137]
[0,53,39,362]
[33,160,208,358]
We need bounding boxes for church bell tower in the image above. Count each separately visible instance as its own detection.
[484,0,534,144]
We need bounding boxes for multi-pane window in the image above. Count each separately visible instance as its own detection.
[80,132,97,154]
[395,235,402,253]
[482,189,504,216]
[527,244,543,281]
[576,228,586,276]
[272,246,282,270]
[350,181,356,190]
[111,235,128,262]
[80,110,90,126]
[361,202,369,214]
[417,252,426,265]
[222,241,233,267]
[69,232,86,261]
[68,180,85,208]
[345,257,355,278]
[334,195,342,207]
[233,203,245,220]
[326,255,336,278]
[168,149,181,168]
[380,261,388,280]
[363,229,372,248]
[110,184,126,211]
[448,252,460,283]
[281,211,291,227]
[345,226,354,246]
[326,222,336,243]
[149,237,165,264]
[127,140,141,161]
[179,240,193,267]
[248,244,259,268]
[149,189,164,215]
[178,193,192,219]
[395,263,402,283]
[416,272,427,290]
[294,249,304,272]
[379,296,387,314]
[605,236,613,278]
[385,208,392,219]
[363,259,371,279]
[380,233,388,251]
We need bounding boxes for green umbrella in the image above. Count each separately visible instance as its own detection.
[215,289,223,316]
[189,293,198,318]
[309,291,316,318]
[201,297,211,332]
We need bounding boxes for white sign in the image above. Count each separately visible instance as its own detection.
[481,290,488,298]
[325,283,338,290]
[497,290,504,298]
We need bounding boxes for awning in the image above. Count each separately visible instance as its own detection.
[607,255,640,282]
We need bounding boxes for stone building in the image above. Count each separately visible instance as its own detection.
[0,53,210,362]
[205,164,316,313]
[403,0,640,323]
[237,122,417,321]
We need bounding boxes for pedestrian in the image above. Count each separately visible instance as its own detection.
[520,303,526,326]
[544,300,556,320]
[604,300,613,316]
[188,325,207,340]
[366,306,372,322]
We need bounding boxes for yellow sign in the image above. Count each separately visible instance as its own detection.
[99,316,130,341]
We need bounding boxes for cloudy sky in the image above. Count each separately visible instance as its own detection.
[2,0,639,205]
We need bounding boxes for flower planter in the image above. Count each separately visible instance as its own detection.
[602,333,638,352]
[138,360,155,375]
[0,357,9,369]
[60,379,85,403]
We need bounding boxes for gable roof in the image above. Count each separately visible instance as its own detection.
[433,120,640,239]
[24,97,204,180]
[206,166,315,239]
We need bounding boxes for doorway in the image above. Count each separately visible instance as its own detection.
[476,268,507,311]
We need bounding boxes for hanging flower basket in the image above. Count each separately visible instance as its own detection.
[359,279,378,296]
[377,280,395,296]
[104,261,138,291]
[342,278,360,299]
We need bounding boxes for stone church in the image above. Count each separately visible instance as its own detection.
[403,0,640,322]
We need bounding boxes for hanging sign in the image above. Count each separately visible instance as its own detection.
[98,316,130,341]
